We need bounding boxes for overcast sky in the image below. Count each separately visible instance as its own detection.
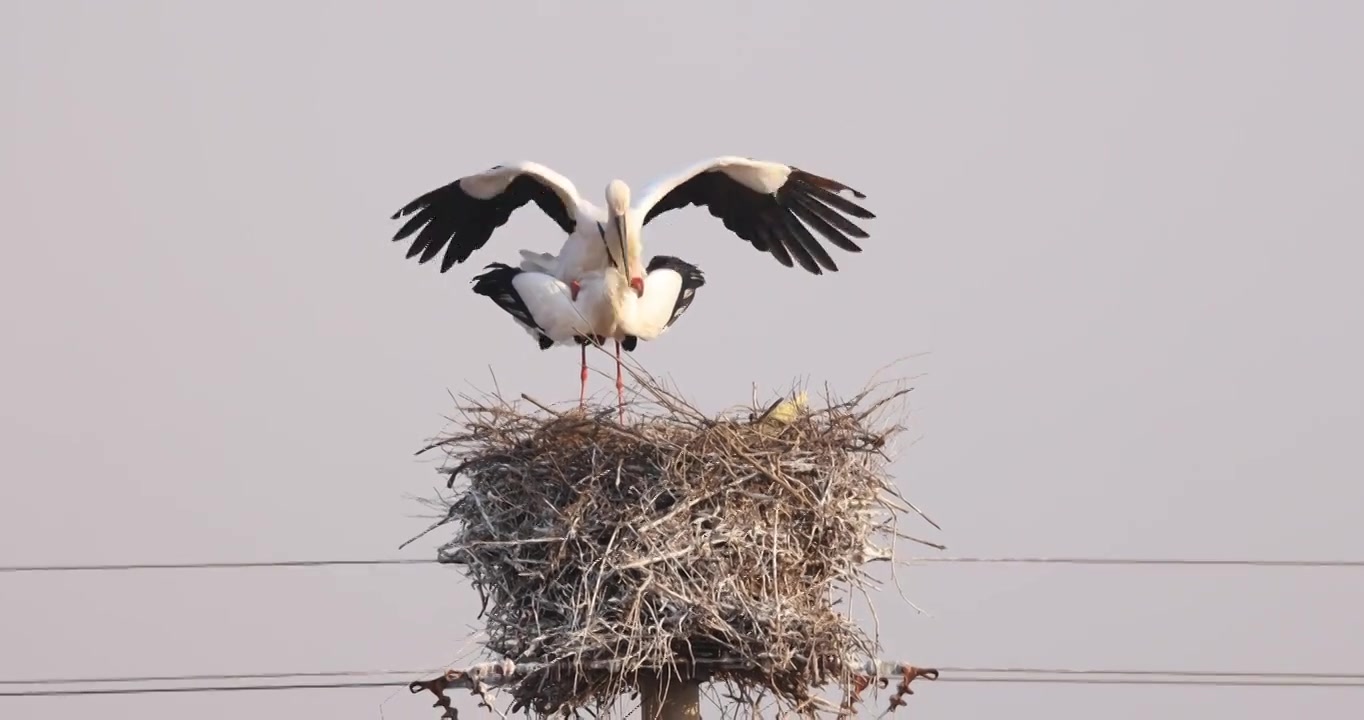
[3,1,1362,718]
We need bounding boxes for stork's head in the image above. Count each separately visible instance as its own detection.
[604,180,644,296]
[605,179,630,218]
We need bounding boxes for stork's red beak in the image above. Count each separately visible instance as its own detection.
[629,277,644,296]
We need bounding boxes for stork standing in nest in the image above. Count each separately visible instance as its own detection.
[392,156,873,417]
[471,253,705,421]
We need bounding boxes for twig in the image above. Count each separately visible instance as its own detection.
[408,369,937,719]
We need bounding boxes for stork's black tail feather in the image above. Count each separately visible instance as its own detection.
[470,263,556,350]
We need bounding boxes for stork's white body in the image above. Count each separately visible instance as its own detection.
[573,267,692,343]
[474,260,704,350]
[471,256,706,419]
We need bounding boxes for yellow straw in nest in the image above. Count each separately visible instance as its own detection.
[764,390,809,426]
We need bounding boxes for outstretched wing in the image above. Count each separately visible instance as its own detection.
[626,255,707,343]
[634,156,875,275]
[391,162,589,273]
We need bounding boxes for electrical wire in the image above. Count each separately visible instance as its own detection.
[0,558,434,573]
[0,668,431,686]
[935,667,1364,679]
[5,667,1364,698]
[909,557,1364,567]
[0,680,403,697]
[936,677,1364,688]
[4,557,1363,574]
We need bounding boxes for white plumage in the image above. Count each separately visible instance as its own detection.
[500,271,596,346]
[471,256,706,419]
[391,156,876,294]
[394,155,872,416]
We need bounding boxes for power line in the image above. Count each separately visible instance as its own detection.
[0,680,403,697]
[4,677,1362,697]
[910,557,1364,568]
[937,677,1364,688]
[936,667,1364,680]
[0,559,433,573]
[0,668,430,686]
[5,667,1364,698]
[4,556,1363,574]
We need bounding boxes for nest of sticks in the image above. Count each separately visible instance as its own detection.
[410,372,933,718]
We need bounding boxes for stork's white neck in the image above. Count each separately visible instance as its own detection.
[601,266,634,313]
[603,203,645,283]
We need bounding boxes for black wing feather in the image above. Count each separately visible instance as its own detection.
[392,170,576,274]
[470,263,557,351]
[753,217,794,268]
[788,195,865,253]
[641,165,874,275]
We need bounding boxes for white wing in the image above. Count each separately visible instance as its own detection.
[472,264,595,348]
[509,271,596,344]
[391,162,600,273]
[626,270,683,341]
[631,156,875,275]
[623,257,706,341]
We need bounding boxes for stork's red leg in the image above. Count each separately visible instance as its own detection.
[614,340,625,423]
[579,343,588,408]
[569,280,581,302]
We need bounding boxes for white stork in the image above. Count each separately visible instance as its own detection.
[470,254,705,421]
[390,156,875,299]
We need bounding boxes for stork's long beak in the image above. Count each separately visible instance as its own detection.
[615,215,629,261]
[614,213,642,295]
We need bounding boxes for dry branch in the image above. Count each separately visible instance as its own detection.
[410,374,936,718]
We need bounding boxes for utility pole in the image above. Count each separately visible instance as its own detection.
[638,672,700,720]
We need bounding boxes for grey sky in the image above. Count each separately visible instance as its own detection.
[2,1,1362,718]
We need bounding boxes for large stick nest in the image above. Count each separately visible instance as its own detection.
[411,374,932,718]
